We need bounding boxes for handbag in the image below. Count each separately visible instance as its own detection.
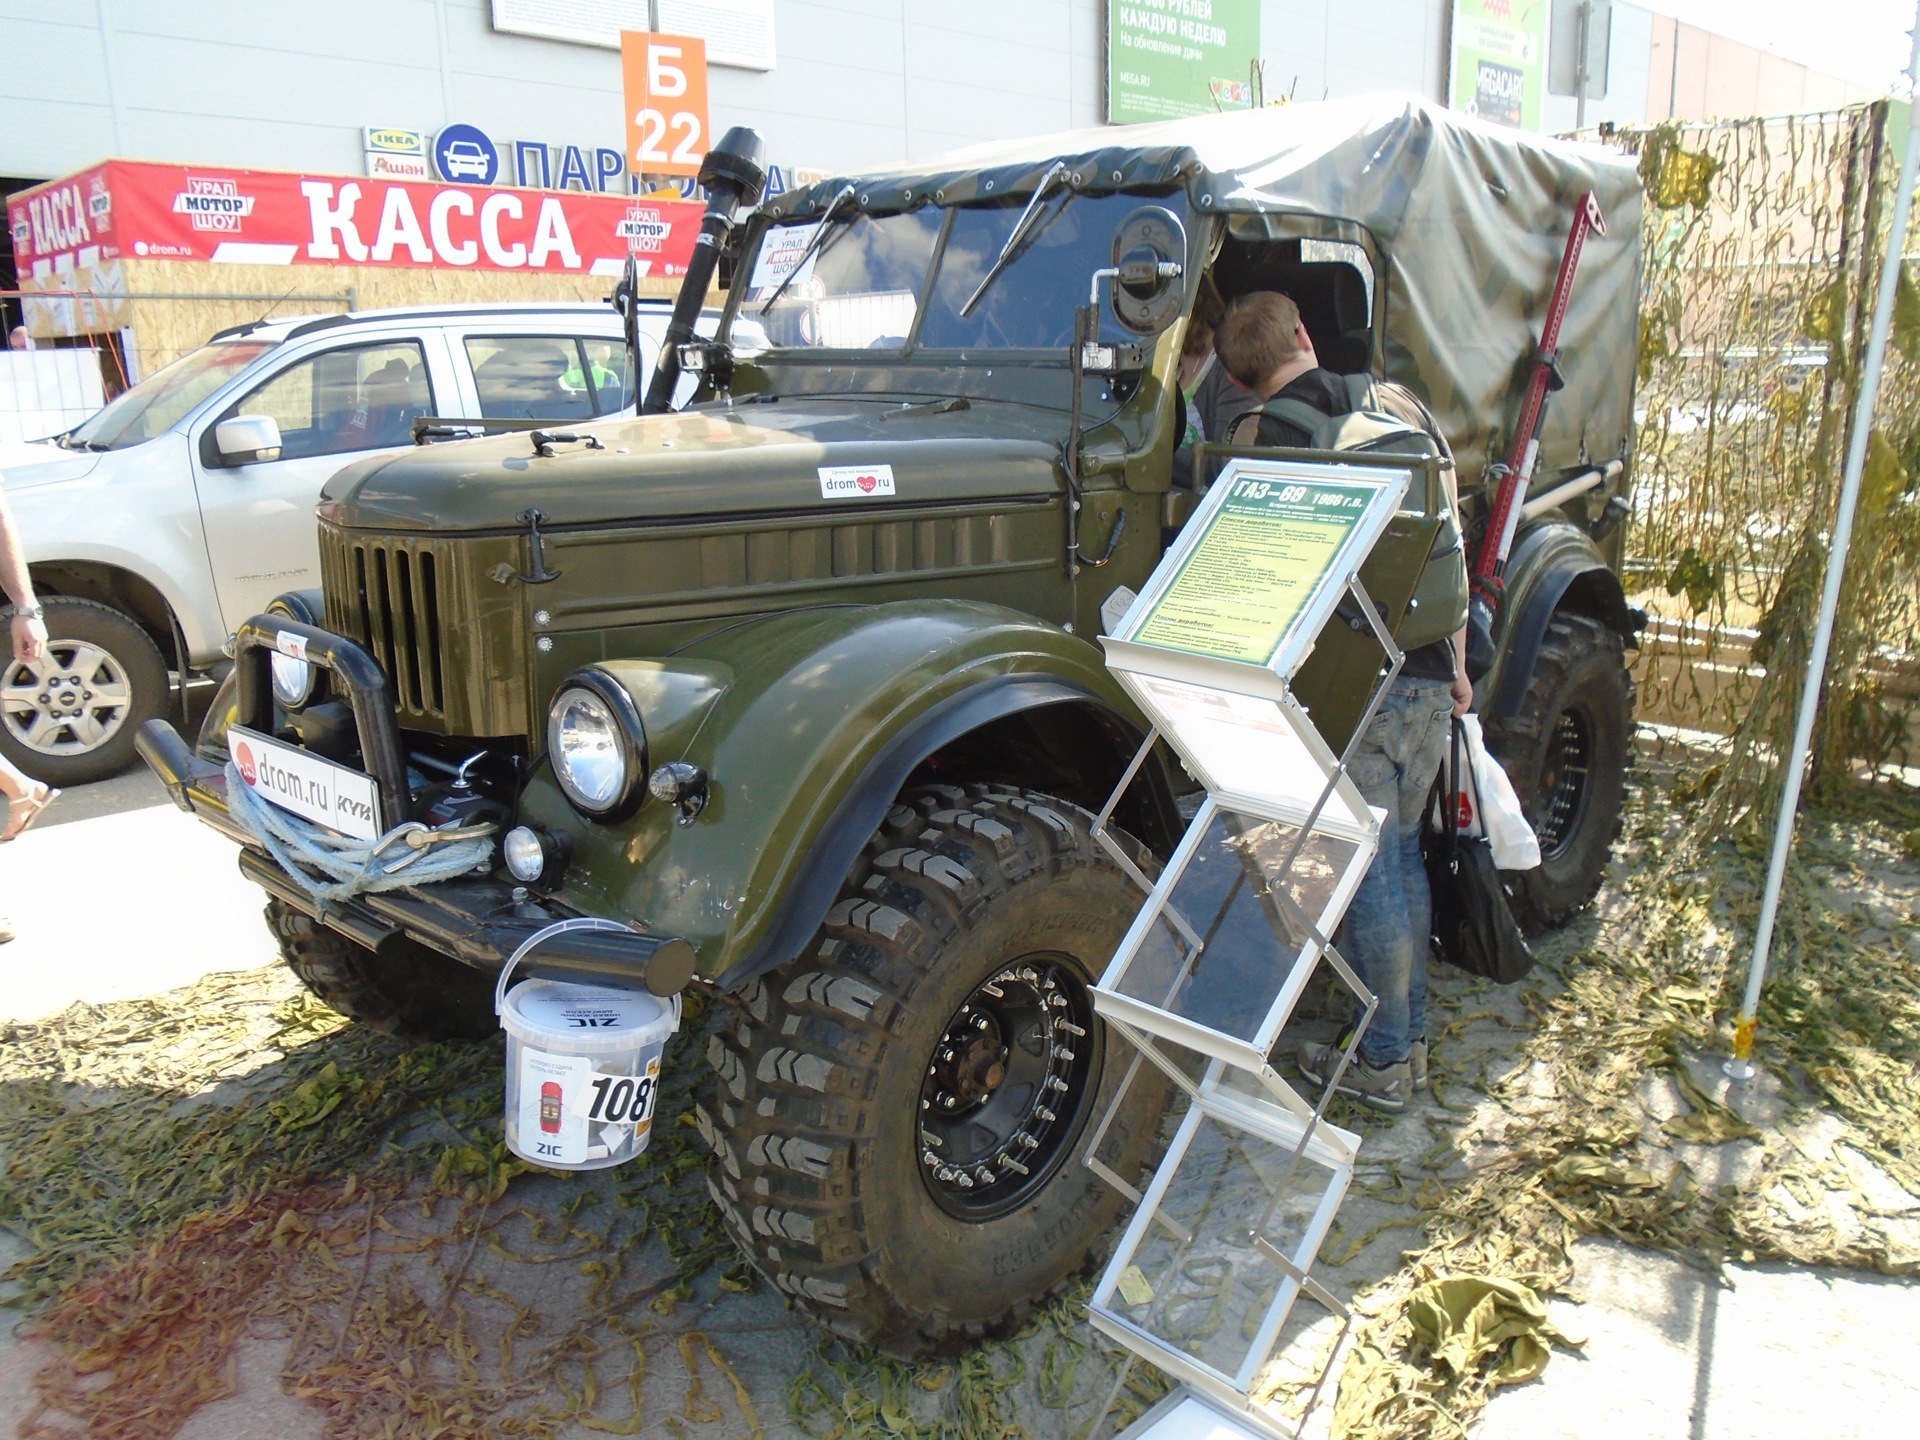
[1424,717,1536,984]
[1439,714,1542,871]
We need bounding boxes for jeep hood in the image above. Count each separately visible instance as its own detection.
[323,398,1067,532]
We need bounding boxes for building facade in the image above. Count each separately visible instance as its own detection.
[0,1,1887,359]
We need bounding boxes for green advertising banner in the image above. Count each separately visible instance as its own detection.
[1449,0,1548,131]
[1107,0,1261,124]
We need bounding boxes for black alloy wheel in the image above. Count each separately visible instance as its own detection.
[1533,707,1593,859]
[917,959,1096,1221]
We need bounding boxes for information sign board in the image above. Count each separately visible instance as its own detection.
[1111,458,1408,682]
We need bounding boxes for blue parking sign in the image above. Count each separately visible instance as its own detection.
[433,125,499,186]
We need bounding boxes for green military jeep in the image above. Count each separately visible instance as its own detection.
[140,98,1644,1355]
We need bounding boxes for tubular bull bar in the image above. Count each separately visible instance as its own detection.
[134,615,695,997]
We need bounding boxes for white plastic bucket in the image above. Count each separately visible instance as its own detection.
[495,920,682,1171]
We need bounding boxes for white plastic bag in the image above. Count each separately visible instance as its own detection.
[1441,715,1542,871]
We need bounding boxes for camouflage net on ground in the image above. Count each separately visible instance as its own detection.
[1611,102,1920,813]
[5,740,1914,1440]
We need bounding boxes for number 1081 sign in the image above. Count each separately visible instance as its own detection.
[621,30,711,179]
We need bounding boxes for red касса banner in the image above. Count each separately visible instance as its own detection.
[8,161,701,281]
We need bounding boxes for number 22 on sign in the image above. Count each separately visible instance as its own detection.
[621,30,709,178]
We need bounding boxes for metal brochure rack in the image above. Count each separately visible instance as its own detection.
[1082,455,1420,1439]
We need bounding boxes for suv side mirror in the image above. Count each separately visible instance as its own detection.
[214,415,283,464]
[1107,206,1187,335]
[610,256,641,365]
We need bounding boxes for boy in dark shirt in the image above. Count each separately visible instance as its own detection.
[1214,291,1471,1113]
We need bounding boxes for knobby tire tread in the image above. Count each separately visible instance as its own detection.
[696,784,1163,1358]
[1483,611,1634,933]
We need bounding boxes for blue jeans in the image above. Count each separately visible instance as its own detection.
[1338,676,1454,1068]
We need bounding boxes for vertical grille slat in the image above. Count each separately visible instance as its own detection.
[327,535,449,724]
[419,550,444,713]
[393,548,423,710]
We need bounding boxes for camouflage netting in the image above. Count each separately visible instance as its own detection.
[1613,101,1920,818]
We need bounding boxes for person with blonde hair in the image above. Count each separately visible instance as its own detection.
[1216,289,1470,1114]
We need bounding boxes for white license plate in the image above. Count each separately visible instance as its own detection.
[228,726,381,840]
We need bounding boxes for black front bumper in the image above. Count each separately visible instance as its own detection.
[136,615,694,995]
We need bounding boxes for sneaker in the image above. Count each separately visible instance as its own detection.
[1323,1027,1430,1092]
[1297,1039,1412,1114]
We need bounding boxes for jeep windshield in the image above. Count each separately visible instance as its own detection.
[65,339,275,451]
[735,189,1180,355]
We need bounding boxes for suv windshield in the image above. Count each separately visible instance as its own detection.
[734,190,1183,355]
[66,340,275,451]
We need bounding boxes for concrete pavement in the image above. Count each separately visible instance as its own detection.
[1,780,278,1023]
[1479,1240,1915,1440]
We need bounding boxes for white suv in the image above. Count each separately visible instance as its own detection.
[3,300,671,784]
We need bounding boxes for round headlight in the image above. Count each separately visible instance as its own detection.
[270,650,316,708]
[503,826,549,883]
[546,673,646,819]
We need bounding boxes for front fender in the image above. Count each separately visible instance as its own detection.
[11,438,226,661]
[515,600,1156,985]
[1482,519,1636,722]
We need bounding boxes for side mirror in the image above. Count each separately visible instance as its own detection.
[214,415,282,464]
[610,255,641,364]
[1107,206,1187,335]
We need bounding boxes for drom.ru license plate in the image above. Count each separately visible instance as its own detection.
[228,726,381,840]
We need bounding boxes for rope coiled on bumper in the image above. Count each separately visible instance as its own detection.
[225,761,497,917]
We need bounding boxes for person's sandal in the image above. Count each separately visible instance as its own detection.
[1,783,59,842]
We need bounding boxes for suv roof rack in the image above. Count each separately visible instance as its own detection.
[207,298,672,346]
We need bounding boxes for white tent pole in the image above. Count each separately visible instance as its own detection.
[1726,6,1920,1081]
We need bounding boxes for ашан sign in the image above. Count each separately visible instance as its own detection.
[9,160,702,281]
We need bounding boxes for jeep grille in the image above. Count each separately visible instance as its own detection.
[331,538,445,718]
[319,525,530,739]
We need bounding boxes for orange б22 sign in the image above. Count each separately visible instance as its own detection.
[621,31,710,180]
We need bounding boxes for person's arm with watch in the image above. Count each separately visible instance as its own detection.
[0,483,48,665]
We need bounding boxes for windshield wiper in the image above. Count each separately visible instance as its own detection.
[958,161,1073,319]
[758,183,859,316]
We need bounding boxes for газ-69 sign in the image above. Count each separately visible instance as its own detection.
[8,160,703,280]
[622,30,710,179]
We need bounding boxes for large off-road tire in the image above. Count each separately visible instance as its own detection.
[1483,611,1634,933]
[266,897,498,1040]
[0,597,168,786]
[697,784,1167,1357]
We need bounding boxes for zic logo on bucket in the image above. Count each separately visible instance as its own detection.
[172,177,257,233]
[618,207,669,252]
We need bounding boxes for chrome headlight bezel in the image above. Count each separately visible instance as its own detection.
[265,595,323,710]
[269,649,317,709]
[546,670,647,821]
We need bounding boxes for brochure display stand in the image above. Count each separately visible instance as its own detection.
[1081,456,1425,1439]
